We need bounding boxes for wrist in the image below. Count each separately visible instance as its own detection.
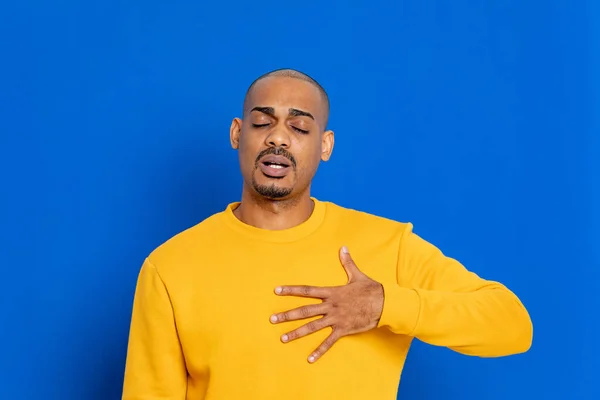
[377,283,421,335]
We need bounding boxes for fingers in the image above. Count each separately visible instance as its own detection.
[279,317,332,343]
[270,303,327,324]
[275,285,330,299]
[339,246,361,282]
[307,330,340,363]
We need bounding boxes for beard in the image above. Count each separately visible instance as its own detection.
[250,146,297,199]
[251,176,293,199]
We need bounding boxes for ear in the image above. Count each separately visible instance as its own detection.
[320,130,334,161]
[230,118,243,149]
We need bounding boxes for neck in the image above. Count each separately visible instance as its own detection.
[233,186,315,230]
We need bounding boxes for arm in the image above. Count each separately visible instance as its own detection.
[377,223,533,357]
[122,258,188,399]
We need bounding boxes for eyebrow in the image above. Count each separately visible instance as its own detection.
[251,106,315,121]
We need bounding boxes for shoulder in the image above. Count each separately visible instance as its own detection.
[145,210,225,270]
[324,201,444,264]
[322,200,413,236]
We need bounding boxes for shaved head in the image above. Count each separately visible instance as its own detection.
[243,68,330,128]
[230,67,335,205]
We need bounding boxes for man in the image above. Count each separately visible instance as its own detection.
[122,69,533,400]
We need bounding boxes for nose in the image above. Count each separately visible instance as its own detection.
[265,128,291,148]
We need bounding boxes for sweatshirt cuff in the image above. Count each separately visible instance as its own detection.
[377,283,421,335]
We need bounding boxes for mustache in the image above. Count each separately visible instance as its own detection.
[255,147,297,168]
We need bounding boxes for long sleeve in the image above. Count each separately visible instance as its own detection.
[377,223,533,357]
[122,258,188,399]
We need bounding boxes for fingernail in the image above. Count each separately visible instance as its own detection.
[308,355,315,363]
[270,315,278,323]
[342,246,349,254]
[275,287,282,294]
[281,334,288,342]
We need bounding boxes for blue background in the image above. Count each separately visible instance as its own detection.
[1,0,598,399]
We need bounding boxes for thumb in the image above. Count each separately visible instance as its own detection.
[339,246,362,282]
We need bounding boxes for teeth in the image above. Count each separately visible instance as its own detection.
[270,164,283,169]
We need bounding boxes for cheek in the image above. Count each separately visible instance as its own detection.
[237,149,257,179]
[239,136,259,163]
[296,147,322,175]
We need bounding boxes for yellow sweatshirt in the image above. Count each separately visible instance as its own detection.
[122,199,532,400]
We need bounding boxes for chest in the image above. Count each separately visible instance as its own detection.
[171,239,399,374]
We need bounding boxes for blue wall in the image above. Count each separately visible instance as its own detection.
[1,1,598,399]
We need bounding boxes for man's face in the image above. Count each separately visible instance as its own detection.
[230,77,334,200]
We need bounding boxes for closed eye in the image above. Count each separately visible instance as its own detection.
[293,127,309,134]
[252,123,270,128]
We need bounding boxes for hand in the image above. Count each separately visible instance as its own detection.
[270,246,384,363]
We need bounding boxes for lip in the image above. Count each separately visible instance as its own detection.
[258,154,292,178]
[260,155,291,167]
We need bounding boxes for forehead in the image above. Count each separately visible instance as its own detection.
[245,76,326,124]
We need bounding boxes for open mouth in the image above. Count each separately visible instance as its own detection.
[262,161,289,169]
[258,155,292,178]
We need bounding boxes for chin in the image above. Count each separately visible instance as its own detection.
[253,182,294,199]
[250,171,291,196]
